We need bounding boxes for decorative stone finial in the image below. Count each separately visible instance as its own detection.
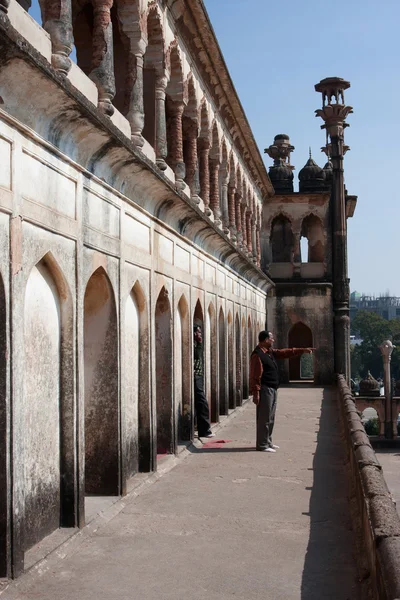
[359,371,380,397]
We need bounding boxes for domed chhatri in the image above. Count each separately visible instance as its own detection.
[298,152,325,193]
[264,134,295,194]
[359,371,380,397]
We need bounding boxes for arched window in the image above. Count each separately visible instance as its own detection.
[270,215,293,262]
[288,322,313,381]
[300,214,325,262]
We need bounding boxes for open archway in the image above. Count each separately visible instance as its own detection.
[84,268,119,496]
[218,308,227,415]
[242,316,249,400]
[227,312,234,409]
[206,303,218,422]
[235,314,242,406]
[288,322,313,381]
[176,295,191,441]
[155,287,174,455]
[270,215,293,262]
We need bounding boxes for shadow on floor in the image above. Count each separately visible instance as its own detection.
[188,445,255,454]
[301,387,360,599]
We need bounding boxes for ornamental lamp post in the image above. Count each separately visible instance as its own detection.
[315,78,353,381]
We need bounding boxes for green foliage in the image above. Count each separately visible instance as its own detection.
[364,418,379,436]
[351,311,400,380]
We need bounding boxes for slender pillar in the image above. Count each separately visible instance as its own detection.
[198,138,211,215]
[246,209,252,255]
[90,0,116,116]
[315,77,353,381]
[380,340,395,439]
[42,0,73,75]
[183,118,200,203]
[127,38,146,148]
[241,204,247,251]
[227,184,237,241]
[251,211,257,263]
[220,168,230,235]
[167,101,186,189]
[154,74,168,171]
[235,192,243,246]
[209,158,221,225]
[256,212,261,267]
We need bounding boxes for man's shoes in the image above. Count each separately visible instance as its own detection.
[259,447,276,453]
[203,432,216,438]
[270,444,280,449]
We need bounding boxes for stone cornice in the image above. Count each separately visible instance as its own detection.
[0,13,274,292]
[167,0,274,200]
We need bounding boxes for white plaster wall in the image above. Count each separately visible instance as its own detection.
[23,263,60,549]
[125,291,140,477]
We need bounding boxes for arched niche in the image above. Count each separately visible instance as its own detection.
[218,308,227,416]
[288,322,313,381]
[270,215,294,263]
[242,316,249,400]
[155,287,174,455]
[235,313,242,406]
[84,267,119,495]
[176,295,191,441]
[23,254,74,549]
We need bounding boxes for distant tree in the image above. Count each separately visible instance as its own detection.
[351,311,400,380]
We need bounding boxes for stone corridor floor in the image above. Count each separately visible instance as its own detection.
[2,386,360,600]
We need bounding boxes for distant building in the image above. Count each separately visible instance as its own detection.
[350,293,400,322]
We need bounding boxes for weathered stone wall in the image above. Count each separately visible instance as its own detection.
[268,284,334,384]
[0,112,268,576]
[337,375,400,600]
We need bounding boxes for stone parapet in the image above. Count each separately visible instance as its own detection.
[337,374,400,599]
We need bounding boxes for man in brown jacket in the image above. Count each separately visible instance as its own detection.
[249,330,315,452]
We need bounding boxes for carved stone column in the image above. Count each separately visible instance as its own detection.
[155,74,168,171]
[241,204,247,251]
[183,118,200,203]
[293,229,301,276]
[379,340,396,439]
[198,138,211,215]
[42,0,73,75]
[90,0,116,116]
[127,38,146,148]
[246,209,252,256]
[256,219,261,267]
[227,184,237,241]
[235,192,243,247]
[220,167,230,234]
[209,158,221,225]
[251,212,257,263]
[167,101,186,189]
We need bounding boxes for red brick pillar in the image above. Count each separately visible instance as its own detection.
[127,38,146,149]
[246,209,253,255]
[183,118,200,203]
[209,158,221,225]
[235,192,242,246]
[167,101,186,189]
[241,204,247,250]
[198,138,211,215]
[155,74,168,171]
[228,185,237,241]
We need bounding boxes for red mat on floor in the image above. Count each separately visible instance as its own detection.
[201,439,232,449]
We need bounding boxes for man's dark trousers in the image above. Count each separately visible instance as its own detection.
[194,374,211,436]
[256,385,277,450]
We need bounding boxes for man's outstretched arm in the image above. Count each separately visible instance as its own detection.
[273,348,315,360]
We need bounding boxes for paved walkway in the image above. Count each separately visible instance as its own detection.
[3,387,360,600]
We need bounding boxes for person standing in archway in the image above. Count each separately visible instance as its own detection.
[250,331,315,452]
[193,325,215,439]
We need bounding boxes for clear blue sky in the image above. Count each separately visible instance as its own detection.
[203,0,400,296]
[28,0,399,295]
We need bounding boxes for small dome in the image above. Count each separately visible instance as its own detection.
[298,156,325,193]
[359,371,380,397]
[274,134,290,141]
